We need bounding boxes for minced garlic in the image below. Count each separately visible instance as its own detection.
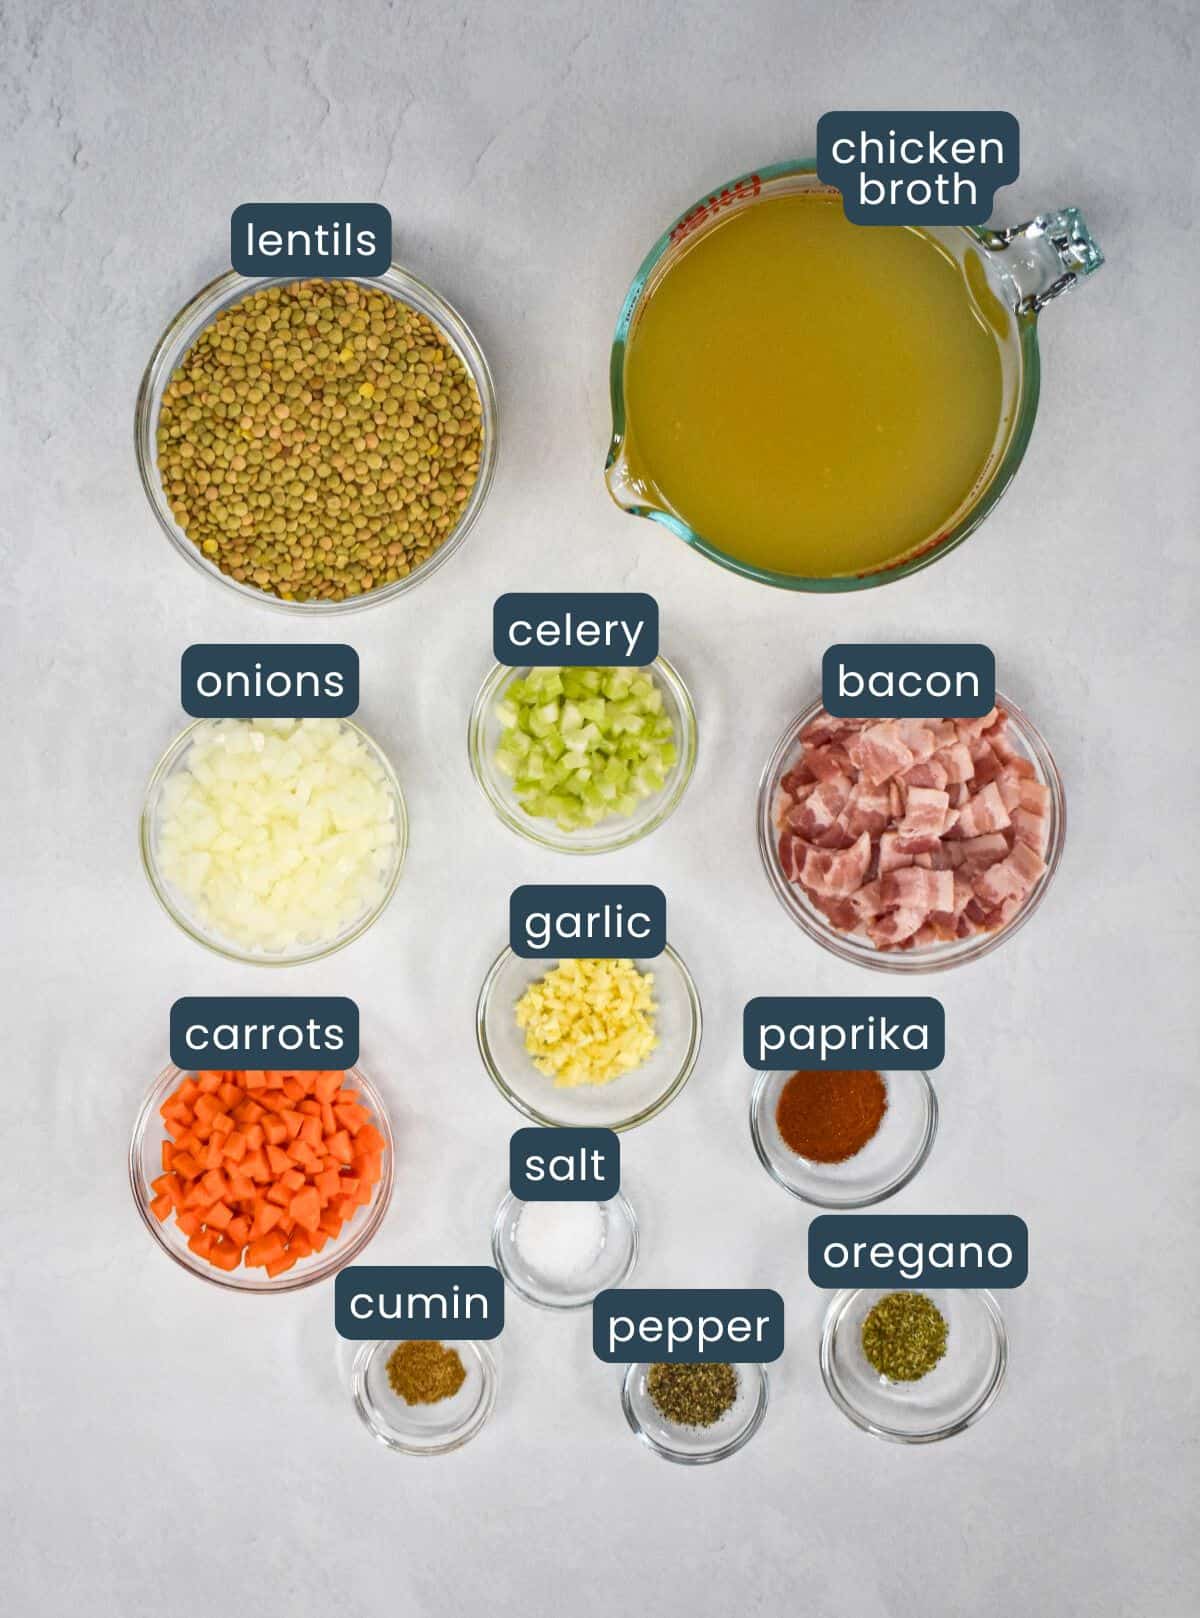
[514,958,659,1087]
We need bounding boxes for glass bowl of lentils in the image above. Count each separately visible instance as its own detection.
[621,1361,768,1464]
[135,267,497,612]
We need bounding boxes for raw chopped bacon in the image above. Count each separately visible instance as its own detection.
[775,704,1053,951]
[951,781,1011,839]
[847,721,916,786]
[797,831,873,898]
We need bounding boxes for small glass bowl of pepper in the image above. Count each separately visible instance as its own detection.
[820,1288,1007,1443]
[749,1067,937,1208]
[621,1361,768,1464]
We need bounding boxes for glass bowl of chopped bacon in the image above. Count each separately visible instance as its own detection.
[756,694,1066,972]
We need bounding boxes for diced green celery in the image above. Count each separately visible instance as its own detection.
[493,664,677,832]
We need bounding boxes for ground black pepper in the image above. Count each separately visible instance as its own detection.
[647,1362,739,1427]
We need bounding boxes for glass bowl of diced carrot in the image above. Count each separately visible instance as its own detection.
[129,1065,394,1291]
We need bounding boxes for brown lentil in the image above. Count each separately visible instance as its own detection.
[156,279,484,602]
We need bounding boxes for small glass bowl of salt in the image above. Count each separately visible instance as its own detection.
[491,1190,639,1310]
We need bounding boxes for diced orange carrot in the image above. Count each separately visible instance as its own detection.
[242,1070,269,1089]
[150,1192,173,1221]
[196,1072,224,1093]
[289,1230,314,1259]
[278,1168,305,1194]
[353,1152,382,1186]
[265,1251,297,1278]
[243,1122,265,1149]
[355,1123,386,1156]
[218,1081,243,1109]
[176,1210,201,1237]
[250,1201,283,1238]
[222,1129,247,1162]
[209,1238,243,1273]
[314,1167,342,1202]
[266,1143,292,1176]
[290,1186,321,1233]
[210,1111,234,1136]
[226,1169,257,1201]
[206,1200,233,1231]
[326,1129,353,1165]
[226,1215,251,1245]
[246,1231,286,1268]
[334,1102,369,1133]
[313,1071,342,1104]
[282,1078,306,1103]
[280,1109,304,1141]
[188,1229,215,1259]
[261,1114,288,1147]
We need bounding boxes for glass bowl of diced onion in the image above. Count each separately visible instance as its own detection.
[140,716,407,965]
[756,692,1066,973]
[467,657,698,853]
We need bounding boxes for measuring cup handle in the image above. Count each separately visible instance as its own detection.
[979,208,1105,316]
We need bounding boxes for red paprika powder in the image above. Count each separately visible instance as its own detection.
[775,1069,887,1163]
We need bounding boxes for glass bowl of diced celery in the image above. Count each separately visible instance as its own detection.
[468,658,698,853]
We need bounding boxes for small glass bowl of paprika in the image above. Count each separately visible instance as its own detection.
[749,1067,937,1208]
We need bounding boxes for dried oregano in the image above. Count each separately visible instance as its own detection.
[861,1291,949,1381]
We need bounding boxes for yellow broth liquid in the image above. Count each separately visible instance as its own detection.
[621,192,1010,578]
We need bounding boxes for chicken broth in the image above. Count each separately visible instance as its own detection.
[621,191,1011,579]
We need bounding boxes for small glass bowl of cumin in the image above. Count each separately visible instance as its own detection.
[351,1339,498,1455]
[749,1068,937,1208]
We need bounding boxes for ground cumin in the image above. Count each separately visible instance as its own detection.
[385,1340,466,1405]
[775,1069,887,1163]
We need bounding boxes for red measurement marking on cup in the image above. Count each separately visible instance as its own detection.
[669,175,761,245]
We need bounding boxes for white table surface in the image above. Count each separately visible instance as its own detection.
[4,2,1197,1614]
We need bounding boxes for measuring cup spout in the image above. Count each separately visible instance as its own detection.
[978,208,1104,316]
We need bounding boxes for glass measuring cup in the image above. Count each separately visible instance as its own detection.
[605,158,1103,592]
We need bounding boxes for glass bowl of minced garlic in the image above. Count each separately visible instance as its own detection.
[475,949,702,1130]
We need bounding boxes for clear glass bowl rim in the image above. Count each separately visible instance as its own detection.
[755,689,1067,973]
[351,1338,498,1455]
[134,263,498,614]
[620,1360,770,1464]
[819,1286,1009,1444]
[139,714,409,966]
[475,942,703,1131]
[490,1187,640,1310]
[128,1061,395,1293]
[605,155,1041,593]
[748,1066,938,1207]
[467,655,698,854]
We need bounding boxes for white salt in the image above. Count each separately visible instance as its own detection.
[514,1200,605,1281]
